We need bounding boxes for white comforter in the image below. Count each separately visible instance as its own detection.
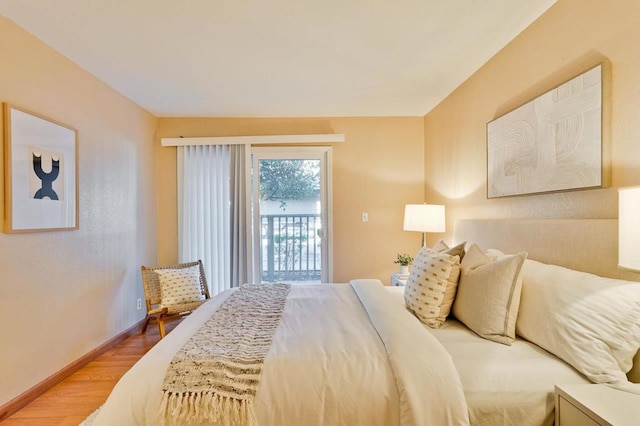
[93,280,469,426]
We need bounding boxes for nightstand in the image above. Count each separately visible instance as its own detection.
[555,384,640,426]
[390,273,408,286]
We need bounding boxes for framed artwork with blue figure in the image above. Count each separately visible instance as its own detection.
[3,104,78,232]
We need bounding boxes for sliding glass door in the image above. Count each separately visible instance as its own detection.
[251,147,332,283]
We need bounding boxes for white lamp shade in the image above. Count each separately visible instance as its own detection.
[403,204,445,233]
[619,187,640,271]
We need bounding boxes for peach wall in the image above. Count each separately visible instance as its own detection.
[424,0,640,240]
[0,18,157,406]
[156,117,425,284]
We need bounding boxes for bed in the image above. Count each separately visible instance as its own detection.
[91,219,640,426]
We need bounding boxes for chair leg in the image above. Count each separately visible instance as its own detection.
[158,316,166,338]
[141,315,152,334]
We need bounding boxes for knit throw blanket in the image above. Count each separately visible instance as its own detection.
[159,283,291,426]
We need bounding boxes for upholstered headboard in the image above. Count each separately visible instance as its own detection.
[452,219,640,282]
[452,219,640,383]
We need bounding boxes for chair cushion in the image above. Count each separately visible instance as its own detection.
[155,266,204,307]
[149,300,207,316]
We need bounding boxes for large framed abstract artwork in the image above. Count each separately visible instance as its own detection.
[486,64,604,198]
[3,104,78,232]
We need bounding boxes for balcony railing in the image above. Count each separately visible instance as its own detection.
[260,213,322,283]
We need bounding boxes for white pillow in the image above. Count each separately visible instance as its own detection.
[517,259,640,384]
[404,247,461,328]
[155,266,203,307]
[452,244,526,345]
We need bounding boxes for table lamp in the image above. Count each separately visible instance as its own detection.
[403,204,445,247]
[618,187,640,272]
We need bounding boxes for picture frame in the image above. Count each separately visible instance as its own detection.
[3,103,78,232]
[486,63,604,198]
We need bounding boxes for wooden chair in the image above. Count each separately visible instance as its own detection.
[140,260,211,338]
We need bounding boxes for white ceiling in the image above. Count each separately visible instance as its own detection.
[0,0,557,117]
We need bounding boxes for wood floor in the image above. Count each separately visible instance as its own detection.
[3,317,183,426]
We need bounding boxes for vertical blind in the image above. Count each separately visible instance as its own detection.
[177,145,231,295]
[229,146,251,286]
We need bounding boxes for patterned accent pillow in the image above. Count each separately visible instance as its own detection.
[404,247,461,328]
[156,266,204,307]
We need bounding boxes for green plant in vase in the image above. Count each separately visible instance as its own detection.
[394,253,413,275]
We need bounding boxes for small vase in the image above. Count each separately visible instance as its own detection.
[399,265,409,275]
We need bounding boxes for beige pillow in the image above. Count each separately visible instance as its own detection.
[431,240,450,252]
[452,244,527,345]
[432,240,466,260]
[459,243,492,269]
[155,266,203,307]
[404,247,461,328]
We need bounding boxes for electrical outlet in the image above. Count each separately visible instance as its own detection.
[136,298,142,310]
[362,212,368,223]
